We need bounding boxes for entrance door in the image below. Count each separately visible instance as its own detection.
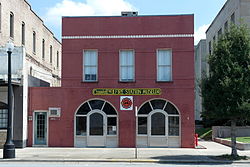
[34,112,47,145]
[148,111,168,147]
[87,111,106,147]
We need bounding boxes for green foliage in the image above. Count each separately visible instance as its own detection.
[195,127,211,136]
[202,24,250,122]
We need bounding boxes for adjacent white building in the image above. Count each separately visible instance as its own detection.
[0,0,61,148]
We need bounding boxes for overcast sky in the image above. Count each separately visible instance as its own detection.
[27,0,227,44]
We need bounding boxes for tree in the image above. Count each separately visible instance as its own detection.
[202,24,250,158]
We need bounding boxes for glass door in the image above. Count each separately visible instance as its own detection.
[148,111,168,147]
[87,111,106,147]
[34,112,47,145]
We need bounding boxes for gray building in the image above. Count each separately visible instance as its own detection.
[0,0,61,148]
[194,40,207,121]
[206,0,250,55]
[195,0,250,122]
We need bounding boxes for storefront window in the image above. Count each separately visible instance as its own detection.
[76,116,86,136]
[169,116,179,136]
[107,117,117,135]
[138,117,147,135]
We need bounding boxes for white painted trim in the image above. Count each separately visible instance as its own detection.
[62,34,194,39]
[74,99,119,147]
[32,110,49,147]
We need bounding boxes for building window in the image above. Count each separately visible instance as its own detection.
[137,99,180,136]
[231,13,235,24]
[21,22,25,45]
[157,49,172,81]
[10,12,14,38]
[33,31,36,53]
[57,51,59,68]
[0,109,8,129]
[119,50,134,82]
[75,100,117,136]
[209,41,212,55]
[224,21,228,32]
[83,50,98,81]
[50,45,52,64]
[42,39,45,59]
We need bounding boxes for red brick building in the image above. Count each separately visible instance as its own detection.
[28,14,194,148]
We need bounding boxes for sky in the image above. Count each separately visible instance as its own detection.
[27,0,227,44]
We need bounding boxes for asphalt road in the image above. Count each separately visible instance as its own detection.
[0,162,249,167]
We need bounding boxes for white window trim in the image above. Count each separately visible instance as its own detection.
[119,49,135,82]
[32,110,49,147]
[83,49,98,82]
[156,49,172,82]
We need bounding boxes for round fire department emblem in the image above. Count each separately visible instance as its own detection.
[121,97,133,109]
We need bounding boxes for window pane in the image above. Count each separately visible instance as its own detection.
[138,102,152,115]
[0,109,8,129]
[138,117,147,134]
[89,100,104,110]
[76,103,91,115]
[169,116,179,136]
[103,103,117,115]
[158,50,171,66]
[84,51,97,66]
[151,113,165,135]
[107,117,117,135]
[90,113,103,135]
[127,66,134,80]
[76,116,86,136]
[150,99,166,110]
[164,103,179,115]
[158,66,171,81]
[120,66,127,80]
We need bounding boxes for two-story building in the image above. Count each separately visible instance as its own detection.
[28,13,195,148]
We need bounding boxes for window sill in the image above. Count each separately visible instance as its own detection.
[82,81,99,83]
[156,80,173,83]
[118,80,136,83]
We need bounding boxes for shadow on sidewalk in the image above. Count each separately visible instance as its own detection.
[151,155,234,164]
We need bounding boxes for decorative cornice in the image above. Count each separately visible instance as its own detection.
[62,34,194,39]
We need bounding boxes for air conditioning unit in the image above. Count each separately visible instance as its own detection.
[49,107,61,117]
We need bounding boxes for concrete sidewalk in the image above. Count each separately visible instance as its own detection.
[0,141,250,163]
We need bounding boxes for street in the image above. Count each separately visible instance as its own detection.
[0,162,249,167]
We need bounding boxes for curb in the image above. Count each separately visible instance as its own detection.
[0,158,250,164]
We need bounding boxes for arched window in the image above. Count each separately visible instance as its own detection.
[137,99,179,136]
[75,99,117,136]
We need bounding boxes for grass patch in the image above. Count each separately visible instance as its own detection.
[195,128,212,140]
[225,137,250,143]
[216,154,248,161]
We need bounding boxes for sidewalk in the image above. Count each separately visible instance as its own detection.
[0,141,250,163]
